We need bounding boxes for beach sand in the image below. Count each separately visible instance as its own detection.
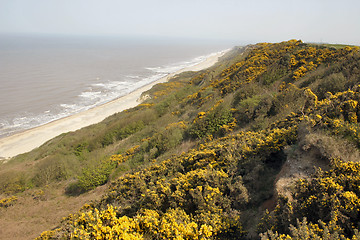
[0,50,228,159]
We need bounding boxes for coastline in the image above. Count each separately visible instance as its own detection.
[0,49,228,159]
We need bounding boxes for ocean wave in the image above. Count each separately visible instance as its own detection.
[80,91,102,100]
[125,75,142,80]
[145,51,218,74]
[91,81,129,90]
[0,111,58,137]
[60,103,79,111]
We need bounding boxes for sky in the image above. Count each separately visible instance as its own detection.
[0,0,360,45]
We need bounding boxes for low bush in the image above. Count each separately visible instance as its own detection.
[0,196,17,208]
[188,106,235,139]
[66,159,116,195]
[32,157,68,186]
[0,171,28,194]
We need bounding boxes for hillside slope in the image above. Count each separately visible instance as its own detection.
[2,40,360,239]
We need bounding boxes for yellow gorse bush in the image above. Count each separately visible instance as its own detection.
[0,195,17,208]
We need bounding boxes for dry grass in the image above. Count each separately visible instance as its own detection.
[0,182,107,240]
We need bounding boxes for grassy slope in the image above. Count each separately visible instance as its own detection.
[1,40,360,239]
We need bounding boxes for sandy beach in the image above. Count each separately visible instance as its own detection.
[0,50,228,159]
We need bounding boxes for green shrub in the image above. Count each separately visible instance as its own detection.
[74,142,89,156]
[234,95,262,124]
[148,127,185,158]
[232,83,260,106]
[316,72,347,99]
[32,157,68,186]
[65,181,84,196]
[98,120,146,148]
[0,171,27,194]
[259,65,288,86]
[114,120,145,141]
[76,160,115,192]
[188,107,235,139]
[101,133,114,147]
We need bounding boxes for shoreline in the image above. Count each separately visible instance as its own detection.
[0,49,228,160]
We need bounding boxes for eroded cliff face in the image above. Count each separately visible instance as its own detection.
[274,123,360,202]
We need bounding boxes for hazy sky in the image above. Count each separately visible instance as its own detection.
[0,0,359,45]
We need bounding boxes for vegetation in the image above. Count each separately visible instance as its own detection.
[1,40,360,239]
[0,195,17,208]
[260,160,360,239]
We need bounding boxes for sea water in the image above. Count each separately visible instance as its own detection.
[0,34,230,138]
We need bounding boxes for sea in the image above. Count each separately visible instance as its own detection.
[0,34,231,138]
